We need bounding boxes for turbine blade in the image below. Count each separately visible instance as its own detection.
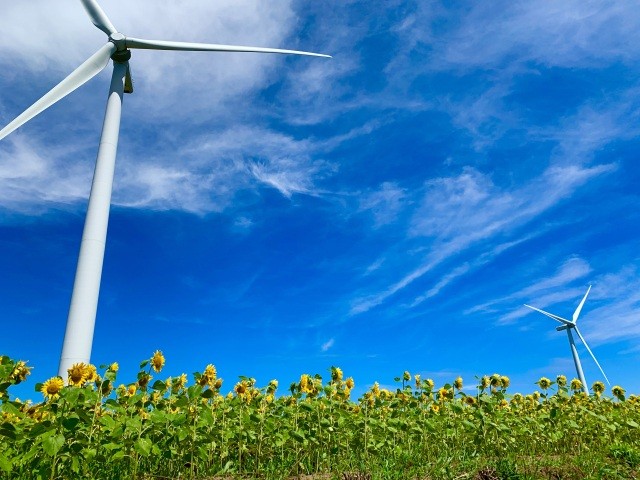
[573,285,592,323]
[523,304,572,326]
[124,62,134,94]
[574,326,610,385]
[79,0,117,35]
[125,37,331,58]
[0,43,116,141]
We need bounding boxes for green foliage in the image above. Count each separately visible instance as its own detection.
[0,355,639,480]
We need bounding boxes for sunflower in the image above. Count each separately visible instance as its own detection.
[345,377,355,389]
[480,376,490,390]
[330,366,343,383]
[11,361,31,384]
[464,395,476,406]
[592,381,605,396]
[299,374,312,394]
[150,351,165,373]
[556,375,567,387]
[454,377,463,390]
[425,378,435,390]
[537,377,552,390]
[437,387,451,401]
[108,362,119,373]
[67,363,89,387]
[570,378,583,392]
[41,377,64,400]
[127,384,137,396]
[173,373,188,392]
[341,387,352,401]
[204,364,216,379]
[234,381,247,396]
[612,385,626,401]
[101,381,113,396]
[137,374,151,389]
[402,371,411,382]
[500,376,510,389]
[85,364,99,383]
[214,378,223,390]
[371,382,380,398]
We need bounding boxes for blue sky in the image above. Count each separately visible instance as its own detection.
[1,0,639,400]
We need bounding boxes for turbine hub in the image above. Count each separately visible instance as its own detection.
[109,32,127,51]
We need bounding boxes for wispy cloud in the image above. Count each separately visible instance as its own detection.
[469,257,592,319]
[581,266,640,345]
[350,162,614,315]
[321,338,335,352]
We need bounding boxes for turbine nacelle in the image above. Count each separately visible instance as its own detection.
[555,324,573,332]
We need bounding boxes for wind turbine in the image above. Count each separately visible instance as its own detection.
[0,0,330,378]
[524,285,610,392]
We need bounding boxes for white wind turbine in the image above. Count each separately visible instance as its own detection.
[524,285,610,392]
[0,0,330,378]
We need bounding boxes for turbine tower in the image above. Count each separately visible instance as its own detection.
[524,285,609,392]
[0,0,329,378]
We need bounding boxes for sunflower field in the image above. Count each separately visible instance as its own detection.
[1,353,639,480]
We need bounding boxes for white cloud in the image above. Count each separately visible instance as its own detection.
[359,182,407,228]
[430,2,640,71]
[469,257,592,319]
[580,266,640,345]
[350,162,614,315]
[321,338,335,352]
[0,136,92,213]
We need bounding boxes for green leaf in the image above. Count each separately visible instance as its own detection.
[43,433,65,457]
[100,415,116,429]
[134,438,152,457]
[152,380,166,391]
[0,453,12,473]
[627,420,639,428]
[139,360,149,369]
[201,388,214,399]
[291,430,306,443]
[0,423,16,440]
[111,450,125,461]
[249,413,261,423]
[1,402,21,416]
[83,448,97,460]
[62,416,81,431]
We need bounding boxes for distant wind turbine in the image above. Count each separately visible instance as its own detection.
[524,285,610,392]
[0,0,330,378]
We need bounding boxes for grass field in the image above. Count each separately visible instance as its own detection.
[1,353,639,479]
